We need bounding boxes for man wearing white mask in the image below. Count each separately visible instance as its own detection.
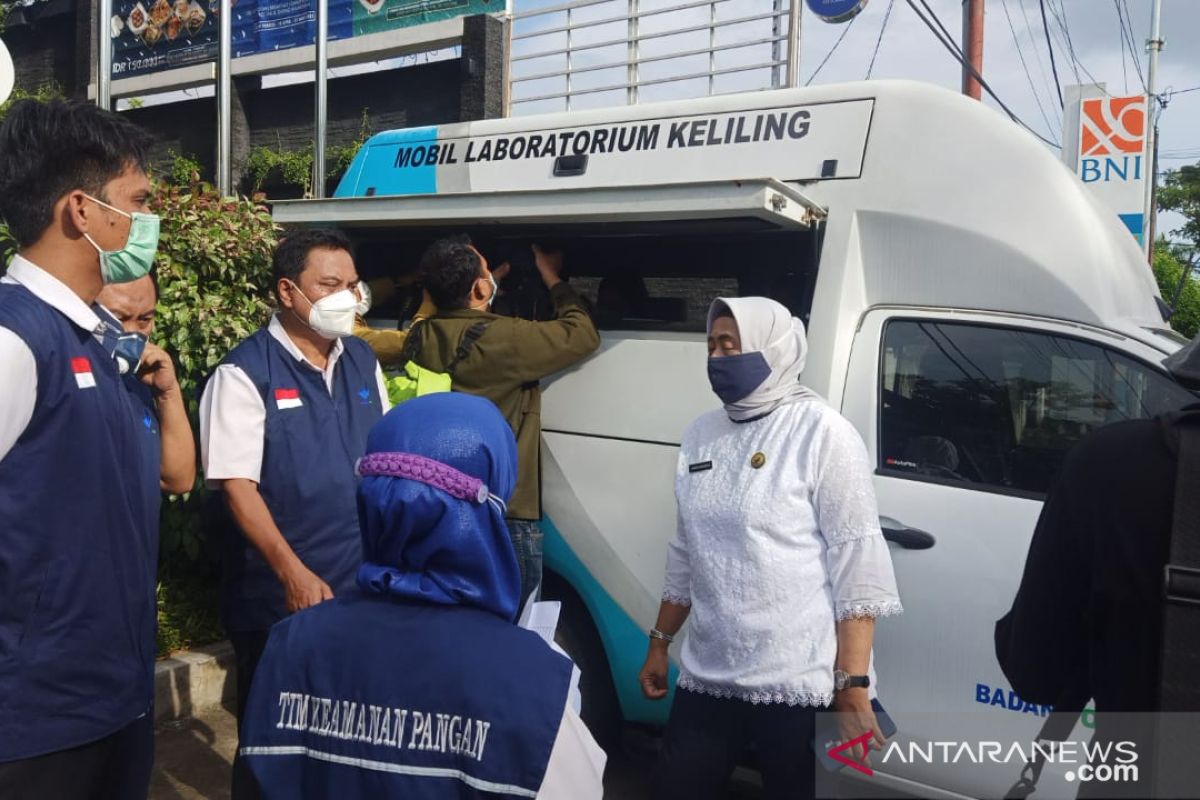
[199,228,390,799]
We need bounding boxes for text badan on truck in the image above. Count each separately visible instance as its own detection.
[274,81,1195,798]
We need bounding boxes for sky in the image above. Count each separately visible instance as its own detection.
[509,0,1199,242]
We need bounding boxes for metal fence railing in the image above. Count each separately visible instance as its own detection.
[508,0,800,115]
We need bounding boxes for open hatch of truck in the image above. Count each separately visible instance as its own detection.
[273,178,827,332]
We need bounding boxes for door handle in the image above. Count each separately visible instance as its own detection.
[879,517,936,550]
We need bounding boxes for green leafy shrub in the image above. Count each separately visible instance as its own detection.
[166,150,204,188]
[246,108,372,197]
[150,180,279,653]
[1153,242,1200,341]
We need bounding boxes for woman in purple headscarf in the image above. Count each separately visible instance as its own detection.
[238,392,605,799]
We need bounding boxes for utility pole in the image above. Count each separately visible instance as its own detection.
[962,0,985,100]
[1143,0,1163,261]
[313,0,329,199]
[216,0,232,197]
[97,0,112,109]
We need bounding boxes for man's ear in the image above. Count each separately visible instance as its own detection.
[468,276,486,303]
[62,190,95,239]
[277,278,297,310]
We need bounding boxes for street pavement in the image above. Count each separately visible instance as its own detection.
[149,702,767,799]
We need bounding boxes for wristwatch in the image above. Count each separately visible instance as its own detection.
[833,669,870,691]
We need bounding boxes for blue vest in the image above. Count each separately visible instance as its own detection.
[0,284,160,761]
[240,595,573,798]
[219,328,383,631]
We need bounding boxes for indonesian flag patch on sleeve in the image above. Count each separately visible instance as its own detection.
[274,388,303,410]
[71,357,96,389]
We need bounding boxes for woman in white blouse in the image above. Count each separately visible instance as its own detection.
[638,297,903,800]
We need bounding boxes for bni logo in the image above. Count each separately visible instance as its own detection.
[1078,96,1146,186]
[1080,96,1145,156]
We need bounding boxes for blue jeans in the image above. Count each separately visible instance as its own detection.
[507,519,544,608]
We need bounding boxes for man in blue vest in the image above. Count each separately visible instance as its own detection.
[98,274,197,496]
[199,228,390,797]
[238,392,605,799]
[0,100,165,799]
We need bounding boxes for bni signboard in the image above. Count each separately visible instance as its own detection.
[1067,91,1148,244]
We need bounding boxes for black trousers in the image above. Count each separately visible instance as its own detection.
[656,687,821,800]
[0,712,154,800]
[230,629,270,800]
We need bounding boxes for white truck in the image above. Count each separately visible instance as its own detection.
[273,80,1194,798]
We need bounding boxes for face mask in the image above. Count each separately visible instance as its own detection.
[83,194,160,285]
[113,332,148,375]
[354,280,372,316]
[289,281,358,339]
[707,352,771,405]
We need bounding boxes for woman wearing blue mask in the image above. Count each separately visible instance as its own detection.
[638,297,903,800]
[237,392,605,799]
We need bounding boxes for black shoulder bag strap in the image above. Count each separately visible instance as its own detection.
[445,321,491,377]
[1003,692,1088,800]
[1155,407,1200,794]
[398,319,425,369]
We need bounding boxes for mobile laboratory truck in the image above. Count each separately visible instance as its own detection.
[273,80,1195,798]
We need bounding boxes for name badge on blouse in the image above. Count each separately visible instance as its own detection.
[688,461,713,473]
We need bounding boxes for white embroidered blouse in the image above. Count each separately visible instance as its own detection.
[662,400,903,707]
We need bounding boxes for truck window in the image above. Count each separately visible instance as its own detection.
[563,231,815,332]
[879,320,1195,496]
[354,228,819,333]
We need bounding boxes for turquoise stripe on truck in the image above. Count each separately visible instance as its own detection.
[334,126,440,198]
[542,517,676,726]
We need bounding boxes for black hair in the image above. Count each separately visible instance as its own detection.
[272,228,354,298]
[0,99,155,248]
[419,234,484,311]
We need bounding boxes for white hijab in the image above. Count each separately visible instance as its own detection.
[707,297,822,421]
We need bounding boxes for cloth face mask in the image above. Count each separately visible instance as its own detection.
[707,351,772,405]
[113,332,148,376]
[83,194,160,285]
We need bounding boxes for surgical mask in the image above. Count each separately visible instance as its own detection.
[83,194,160,285]
[707,352,771,405]
[289,281,358,339]
[354,280,372,316]
[113,331,148,375]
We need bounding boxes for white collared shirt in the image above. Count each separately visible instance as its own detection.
[0,255,111,461]
[199,315,391,487]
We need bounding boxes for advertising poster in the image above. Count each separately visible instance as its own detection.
[110,0,496,80]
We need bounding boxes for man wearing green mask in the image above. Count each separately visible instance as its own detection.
[0,100,166,798]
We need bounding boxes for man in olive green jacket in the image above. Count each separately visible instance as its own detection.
[411,235,600,604]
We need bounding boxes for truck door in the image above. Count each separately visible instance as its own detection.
[839,309,1193,798]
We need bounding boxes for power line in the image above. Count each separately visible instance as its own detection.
[1049,0,1109,93]
[1037,0,1065,108]
[1017,0,1061,117]
[915,0,964,58]
[805,15,858,86]
[1117,0,1147,92]
[904,0,1060,148]
[1036,0,1065,109]
[866,0,897,80]
[1046,0,1081,84]
[1112,0,1130,93]
[1000,0,1060,141]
